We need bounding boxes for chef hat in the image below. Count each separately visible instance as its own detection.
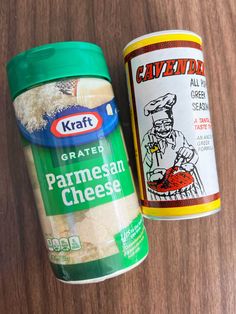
[144,93,177,116]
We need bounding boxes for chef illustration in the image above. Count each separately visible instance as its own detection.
[141,93,204,197]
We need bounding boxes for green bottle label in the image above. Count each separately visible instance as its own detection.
[51,214,149,282]
[31,125,134,216]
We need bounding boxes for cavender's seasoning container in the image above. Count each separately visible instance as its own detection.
[123,30,221,220]
[7,42,148,283]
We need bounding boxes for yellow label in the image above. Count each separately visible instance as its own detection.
[124,33,202,58]
[142,198,221,217]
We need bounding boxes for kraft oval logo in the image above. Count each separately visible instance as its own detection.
[51,112,103,137]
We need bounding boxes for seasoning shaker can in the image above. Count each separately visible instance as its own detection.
[123,30,221,220]
[7,42,148,283]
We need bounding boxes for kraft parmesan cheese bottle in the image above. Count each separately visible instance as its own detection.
[7,42,148,284]
[124,30,221,220]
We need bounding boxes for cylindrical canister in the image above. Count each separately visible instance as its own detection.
[7,42,148,283]
[124,30,221,220]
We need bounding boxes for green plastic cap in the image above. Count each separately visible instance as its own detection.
[7,41,111,99]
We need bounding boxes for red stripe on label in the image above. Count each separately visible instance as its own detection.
[124,40,202,63]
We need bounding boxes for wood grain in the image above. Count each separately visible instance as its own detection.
[0,0,235,313]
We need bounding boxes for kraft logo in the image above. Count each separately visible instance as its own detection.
[51,112,103,137]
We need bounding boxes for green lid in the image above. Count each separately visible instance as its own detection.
[6,41,111,99]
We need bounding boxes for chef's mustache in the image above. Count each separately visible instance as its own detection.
[154,129,171,135]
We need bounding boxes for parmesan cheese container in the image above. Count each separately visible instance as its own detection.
[7,42,148,284]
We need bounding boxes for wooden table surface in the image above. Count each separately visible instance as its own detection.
[0,0,235,313]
